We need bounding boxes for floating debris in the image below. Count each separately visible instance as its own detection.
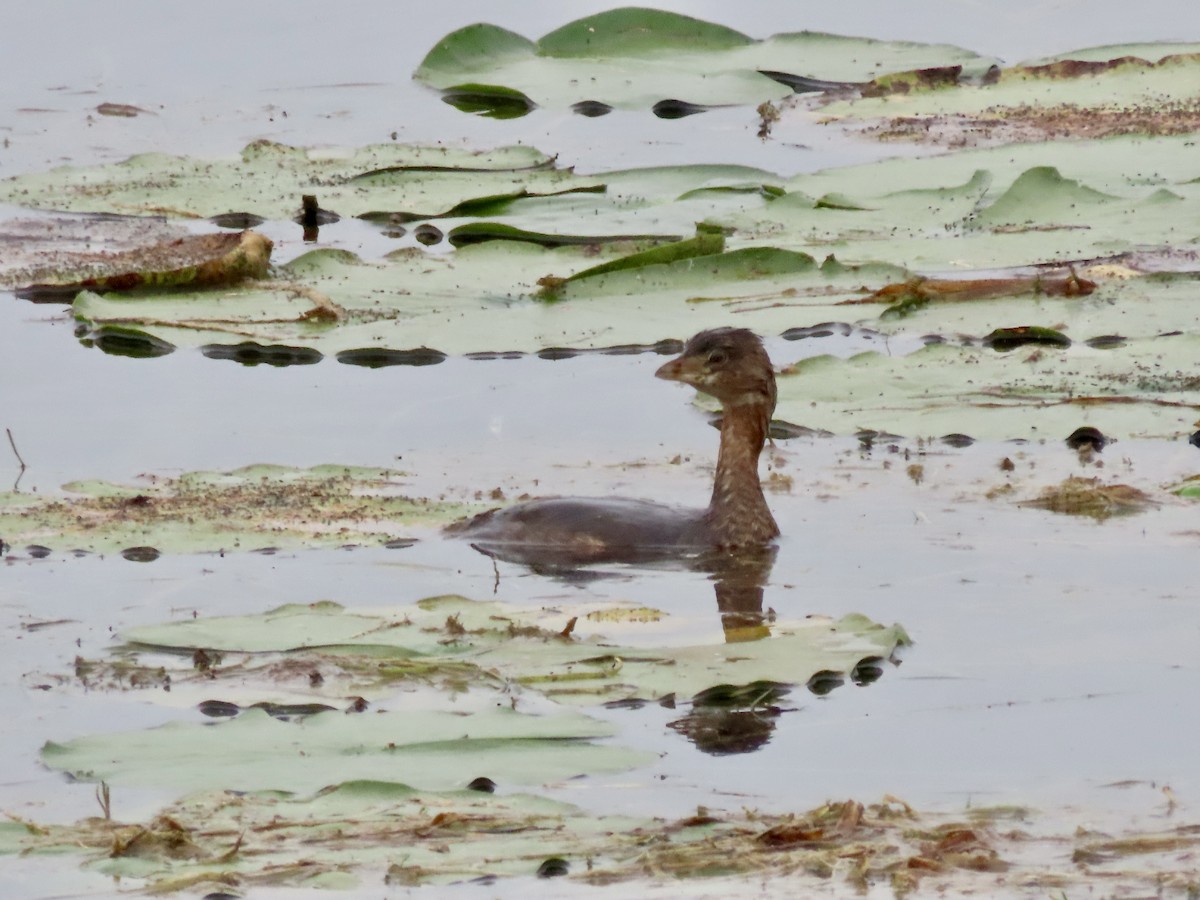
[1020,476,1158,519]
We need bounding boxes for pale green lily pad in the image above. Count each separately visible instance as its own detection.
[1029,42,1200,65]
[0,464,473,555]
[68,242,914,359]
[0,141,572,221]
[6,134,1193,276]
[819,44,1200,145]
[415,9,997,110]
[729,135,1200,270]
[112,596,909,708]
[42,704,646,795]
[777,330,1200,441]
[0,146,786,249]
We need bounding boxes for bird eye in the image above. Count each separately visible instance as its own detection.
[707,350,727,366]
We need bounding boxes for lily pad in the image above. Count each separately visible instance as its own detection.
[110,596,910,708]
[729,137,1200,270]
[415,9,997,111]
[819,43,1200,146]
[42,704,645,794]
[67,243,912,359]
[0,464,473,556]
[776,330,1200,441]
[0,142,576,221]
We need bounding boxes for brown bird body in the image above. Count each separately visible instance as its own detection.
[448,328,779,566]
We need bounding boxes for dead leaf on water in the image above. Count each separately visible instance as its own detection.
[1019,475,1159,519]
[12,230,272,299]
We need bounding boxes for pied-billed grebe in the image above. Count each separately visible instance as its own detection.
[448,328,779,565]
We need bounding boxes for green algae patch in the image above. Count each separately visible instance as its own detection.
[0,464,472,556]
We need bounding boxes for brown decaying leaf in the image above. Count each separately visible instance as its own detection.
[1019,475,1159,519]
[19,230,272,295]
[842,271,1095,306]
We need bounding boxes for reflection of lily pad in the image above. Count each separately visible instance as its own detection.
[0,464,473,556]
[439,83,537,118]
[982,325,1072,351]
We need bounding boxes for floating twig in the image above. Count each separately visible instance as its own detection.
[6,428,26,472]
[7,427,26,491]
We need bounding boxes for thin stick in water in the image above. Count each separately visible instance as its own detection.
[6,428,26,472]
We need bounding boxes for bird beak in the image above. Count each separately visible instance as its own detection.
[655,353,704,386]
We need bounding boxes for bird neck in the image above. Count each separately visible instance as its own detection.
[706,399,778,547]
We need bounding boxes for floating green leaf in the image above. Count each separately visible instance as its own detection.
[66,243,908,359]
[777,327,1200,441]
[449,221,679,249]
[113,596,909,707]
[537,8,754,57]
[42,705,645,794]
[414,9,996,110]
[0,142,570,220]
